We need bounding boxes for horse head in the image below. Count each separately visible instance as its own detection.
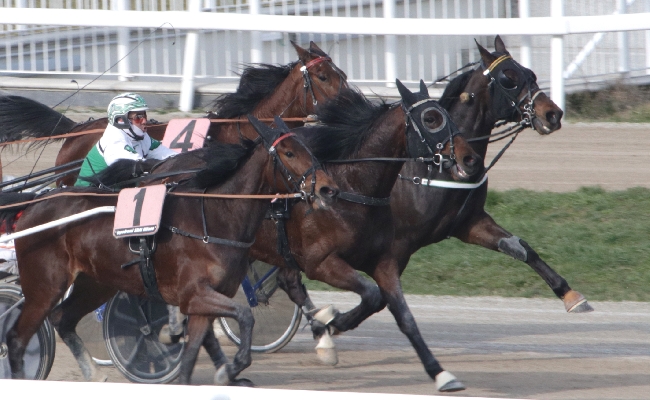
[291,41,348,111]
[397,79,483,183]
[248,115,338,209]
[476,35,563,134]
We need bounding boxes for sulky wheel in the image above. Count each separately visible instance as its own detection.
[218,261,302,353]
[0,282,56,380]
[103,292,183,383]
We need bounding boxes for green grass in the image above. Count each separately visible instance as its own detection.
[566,83,650,123]
[304,187,650,302]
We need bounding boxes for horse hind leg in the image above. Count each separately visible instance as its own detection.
[49,276,116,381]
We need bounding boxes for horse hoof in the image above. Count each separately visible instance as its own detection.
[230,378,255,387]
[438,380,466,392]
[214,365,230,386]
[315,331,338,366]
[568,300,594,313]
[435,371,465,392]
[563,290,594,313]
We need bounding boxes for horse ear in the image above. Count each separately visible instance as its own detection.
[274,116,290,133]
[494,35,508,54]
[309,41,326,56]
[247,114,279,145]
[291,40,310,63]
[475,39,496,66]
[419,80,430,98]
[396,79,417,107]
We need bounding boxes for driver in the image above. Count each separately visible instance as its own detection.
[74,92,177,186]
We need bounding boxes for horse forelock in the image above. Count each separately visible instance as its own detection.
[298,88,389,161]
[438,69,475,111]
[211,62,297,118]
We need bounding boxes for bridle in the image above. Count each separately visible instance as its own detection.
[265,132,322,205]
[299,55,347,108]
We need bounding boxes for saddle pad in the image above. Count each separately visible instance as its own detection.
[113,185,167,238]
[162,118,210,153]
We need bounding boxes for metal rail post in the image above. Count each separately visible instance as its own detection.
[250,0,262,64]
[518,0,531,68]
[550,0,565,112]
[113,0,131,81]
[179,0,201,112]
[383,0,396,88]
[618,0,630,77]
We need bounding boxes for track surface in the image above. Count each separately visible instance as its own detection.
[4,122,650,398]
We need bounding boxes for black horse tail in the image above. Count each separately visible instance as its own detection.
[0,95,77,144]
[0,192,37,234]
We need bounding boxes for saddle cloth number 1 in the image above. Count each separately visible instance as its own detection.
[113,185,167,238]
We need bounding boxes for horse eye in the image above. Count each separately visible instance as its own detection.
[318,75,327,82]
[284,151,295,158]
[499,70,517,89]
[424,111,443,129]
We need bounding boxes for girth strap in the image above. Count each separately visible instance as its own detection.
[165,225,254,248]
[266,200,302,271]
[338,191,391,206]
[120,237,164,301]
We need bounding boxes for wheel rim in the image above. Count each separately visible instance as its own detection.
[104,292,183,383]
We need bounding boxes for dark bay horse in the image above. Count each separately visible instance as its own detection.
[245,82,483,392]
[0,41,346,186]
[2,125,338,384]
[389,36,591,313]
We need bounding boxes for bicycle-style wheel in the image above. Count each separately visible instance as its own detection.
[0,283,56,380]
[103,292,183,383]
[218,261,302,353]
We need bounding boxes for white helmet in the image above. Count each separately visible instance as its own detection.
[107,93,149,129]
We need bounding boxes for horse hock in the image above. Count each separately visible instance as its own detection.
[313,305,338,366]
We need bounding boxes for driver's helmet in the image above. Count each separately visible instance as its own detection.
[107,93,149,128]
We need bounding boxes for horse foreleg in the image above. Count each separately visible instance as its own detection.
[50,276,116,381]
[202,320,229,369]
[276,267,319,318]
[454,210,593,313]
[372,258,465,393]
[303,255,386,365]
[181,288,254,386]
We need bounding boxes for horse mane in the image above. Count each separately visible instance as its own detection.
[211,63,298,118]
[0,95,77,144]
[298,87,390,161]
[438,69,475,111]
[185,138,256,189]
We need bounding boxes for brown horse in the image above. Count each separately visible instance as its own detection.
[243,82,483,392]
[263,36,590,380]
[2,124,338,384]
[0,41,346,187]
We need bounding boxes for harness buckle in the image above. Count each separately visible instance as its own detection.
[202,236,210,244]
[412,177,421,185]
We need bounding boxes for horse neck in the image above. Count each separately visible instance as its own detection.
[333,106,407,198]
[447,71,495,158]
[212,67,307,144]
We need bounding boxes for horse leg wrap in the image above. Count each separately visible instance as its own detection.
[315,329,338,366]
[214,365,230,386]
[498,236,528,262]
[158,305,185,344]
[313,305,337,325]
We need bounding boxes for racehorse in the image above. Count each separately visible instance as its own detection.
[244,82,483,392]
[2,124,339,385]
[269,36,591,373]
[0,41,346,186]
[389,36,591,313]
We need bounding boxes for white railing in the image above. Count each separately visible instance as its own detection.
[1,0,650,112]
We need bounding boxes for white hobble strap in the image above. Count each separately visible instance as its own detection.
[313,304,337,325]
[435,370,458,391]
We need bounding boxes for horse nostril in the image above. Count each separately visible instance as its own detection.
[464,155,477,168]
[547,110,563,126]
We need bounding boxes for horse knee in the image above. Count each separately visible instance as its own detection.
[497,236,534,262]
